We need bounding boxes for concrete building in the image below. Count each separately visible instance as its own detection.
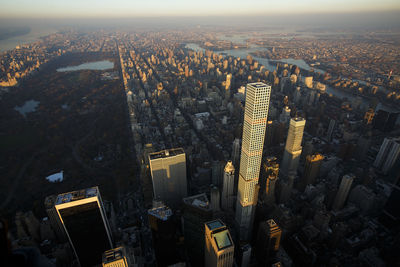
[301,154,324,191]
[235,82,271,241]
[102,246,133,267]
[262,157,279,205]
[373,137,400,174]
[183,193,213,266]
[256,219,282,265]
[304,76,313,88]
[221,161,235,211]
[210,186,221,212]
[280,117,306,177]
[149,148,187,208]
[204,220,234,267]
[54,187,113,267]
[232,139,241,168]
[332,174,355,211]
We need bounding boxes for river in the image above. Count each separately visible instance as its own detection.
[0,25,58,53]
[184,42,398,114]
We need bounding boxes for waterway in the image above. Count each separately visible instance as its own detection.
[0,26,58,53]
[14,99,40,117]
[185,43,397,113]
[56,60,114,72]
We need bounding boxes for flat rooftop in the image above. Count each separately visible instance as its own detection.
[183,193,210,210]
[149,148,185,160]
[248,82,269,88]
[148,206,173,221]
[102,247,126,264]
[206,220,233,251]
[55,187,98,205]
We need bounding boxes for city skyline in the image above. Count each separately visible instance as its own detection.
[1,0,400,18]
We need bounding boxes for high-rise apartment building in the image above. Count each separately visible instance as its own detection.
[54,187,113,267]
[225,73,232,90]
[280,117,306,177]
[301,154,324,191]
[235,82,271,241]
[149,148,187,208]
[373,137,400,174]
[332,174,355,211]
[204,220,234,267]
[326,119,336,142]
[256,219,282,265]
[221,161,235,211]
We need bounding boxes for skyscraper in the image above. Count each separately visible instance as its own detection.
[232,138,241,168]
[225,73,232,90]
[183,193,213,266]
[204,220,234,267]
[149,148,187,208]
[301,153,324,191]
[280,117,306,177]
[236,82,271,241]
[373,137,400,174]
[326,119,336,142]
[332,174,355,211]
[262,157,279,205]
[256,219,282,265]
[221,161,235,211]
[210,186,220,212]
[55,187,113,267]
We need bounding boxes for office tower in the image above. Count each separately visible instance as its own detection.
[280,117,306,177]
[279,106,291,124]
[262,157,279,205]
[55,187,113,267]
[225,73,232,90]
[44,195,66,242]
[293,86,301,104]
[301,154,324,191]
[326,119,336,142]
[183,194,213,266]
[256,219,281,265]
[210,186,220,211]
[364,108,375,125]
[304,76,313,88]
[236,82,271,241]
[148,205,177,266]
[239,244,252,267]
[185,65,189,77]
[204,220,234,267]
[332,174,355,211]
[379,177,400,228]
[373,137,400,174]
[149,148,187,208]
[232,138,241,167]
[277,171,296,204]
[221,161,235,211]
[102,247,132,267]
[212,160,223,186]
[265,121,274,148]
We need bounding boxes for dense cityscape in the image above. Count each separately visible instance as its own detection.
[0,11,400,267]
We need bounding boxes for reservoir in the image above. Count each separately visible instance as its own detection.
[56,60,114,72]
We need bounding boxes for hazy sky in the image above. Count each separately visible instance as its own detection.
[2,0,400,18]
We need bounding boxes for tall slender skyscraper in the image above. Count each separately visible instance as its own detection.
[55,187,113,267]
[373,137,400,174]
[256,219,282,265]
[332,174,355,211]
[149,148,187,208]
[262,157,279,205]
[204,220,234,267]
[236,82,271,241]
[221,161,235,211]
[280,117,306,177]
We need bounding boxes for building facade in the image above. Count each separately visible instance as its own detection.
[332,174,355,211]
[235,82,271,241]
[149,148,187,208]
[204,220,234,267]
[221,161,235,211]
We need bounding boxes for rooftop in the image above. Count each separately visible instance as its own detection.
[205,219,233,251]
[148,205,173,221]
[149,148,185,160]
[102,247,126,264]
[55,187,98,205]
[248,82,269,88]
[183,193,210,210]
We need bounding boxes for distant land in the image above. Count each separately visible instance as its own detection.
[0,26,31,41]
